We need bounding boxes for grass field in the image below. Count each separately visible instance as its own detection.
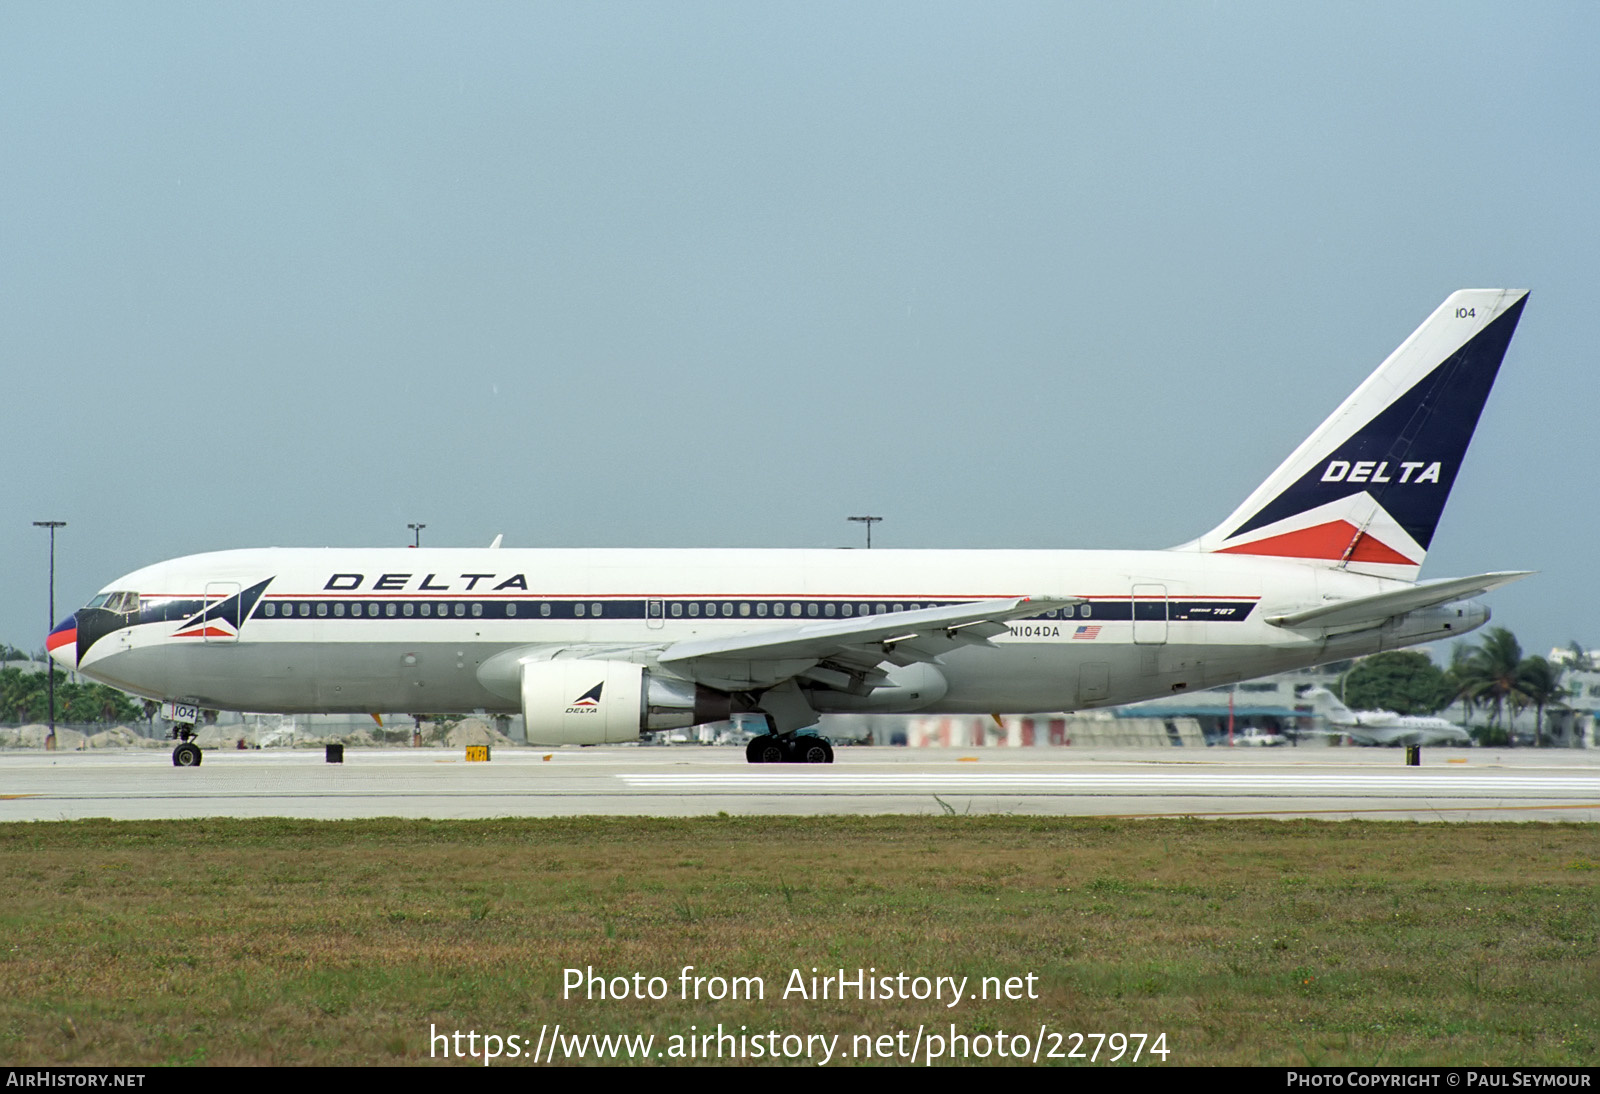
[1,816,1596,1066]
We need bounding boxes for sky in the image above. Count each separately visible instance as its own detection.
[4,2,1597,661]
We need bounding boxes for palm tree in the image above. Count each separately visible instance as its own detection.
[1447,642,1478,726]
[1518,655,1568,748]
[1452,627,1533,744]
[1565,641,1595,672]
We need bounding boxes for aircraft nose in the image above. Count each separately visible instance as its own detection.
[46,615,77,669]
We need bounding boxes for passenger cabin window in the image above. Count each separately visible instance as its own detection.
[540,603,551,617]
[670,603,683,617]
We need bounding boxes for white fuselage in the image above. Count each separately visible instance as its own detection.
[68,546,1486,718]
[1336,711,1471,746]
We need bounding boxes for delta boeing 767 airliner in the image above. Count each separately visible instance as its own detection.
[49,290,1530,766]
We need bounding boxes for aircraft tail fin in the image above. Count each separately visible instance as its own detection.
[1303,686,1356,724]
[1180,290,1528,579]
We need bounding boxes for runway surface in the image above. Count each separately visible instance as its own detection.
[3,745,1598,821]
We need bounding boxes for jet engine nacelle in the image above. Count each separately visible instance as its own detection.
[1380,600,1490,649]
[520,660,730,745]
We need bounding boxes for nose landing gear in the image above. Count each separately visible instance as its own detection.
[171,723,202,767]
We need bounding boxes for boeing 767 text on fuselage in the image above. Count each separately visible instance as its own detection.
[49,290,1531,765]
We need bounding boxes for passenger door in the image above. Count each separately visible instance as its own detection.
[1132,583,1168,645]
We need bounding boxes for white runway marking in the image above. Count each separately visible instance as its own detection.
[620,772,1600,796]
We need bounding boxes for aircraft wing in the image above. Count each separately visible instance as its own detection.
[1264,571,1533,630]
[658,595,1081,690]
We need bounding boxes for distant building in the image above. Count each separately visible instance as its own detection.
[1111,662,1350,745]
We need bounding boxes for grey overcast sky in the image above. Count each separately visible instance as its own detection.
[4,2,1596,659]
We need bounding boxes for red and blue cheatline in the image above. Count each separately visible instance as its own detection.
[46,617,77,667]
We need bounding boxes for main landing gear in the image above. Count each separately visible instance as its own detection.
[745,733,834,764]
[742,682,831,763]
[171,723,202,767]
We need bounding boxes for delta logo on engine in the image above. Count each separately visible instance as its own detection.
[566,683,603,714]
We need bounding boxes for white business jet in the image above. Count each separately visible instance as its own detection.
[48,290,1530,766]
[1302,687,1472,746]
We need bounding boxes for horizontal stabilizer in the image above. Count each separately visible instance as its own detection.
[1265,571,1532,630]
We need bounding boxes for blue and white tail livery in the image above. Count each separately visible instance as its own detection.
[50,290,1533,764]
[1183,290,1528,581]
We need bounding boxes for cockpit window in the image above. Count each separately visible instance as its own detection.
[87,594,110,609]
[102,591,140,613]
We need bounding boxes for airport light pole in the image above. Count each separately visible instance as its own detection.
[408,523,425,548]
[33,521,65,750]
[847,515,882,549]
